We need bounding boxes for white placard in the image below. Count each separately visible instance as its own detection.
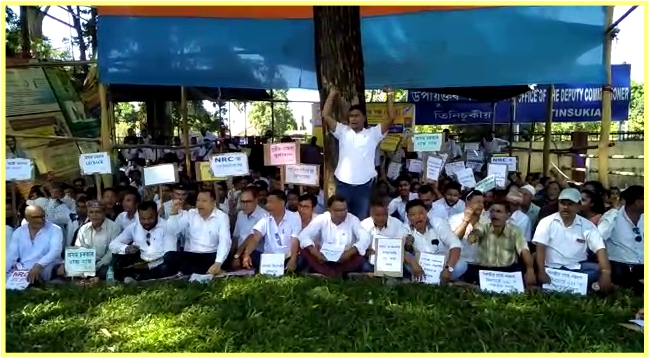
[542,268,589,296]
[64,247,96,277]
[6,270,30,290]
[487,164,508,188]
[417,252,446,285]
[407,159,423,173]
[210,152,249,177]
[490,156,517,172]
[455,168,476,189]
[285,164,319,186]
[479,270,525,294]
[466,150,484,162]
[144,163,179,186]
[79,152,112,175]
[6,158,34,181]
[412,133,443,152]
[475,175,497,193]
[464,142,480,151]
[374,238,403,274]
[387,162,401,180]
[426,156,443,181]
[189,274,214,283]
[320,243,344,262]
[268,142,298,165]
[260,253,285,276]
[444,161,465,176]
[466,161,484,173]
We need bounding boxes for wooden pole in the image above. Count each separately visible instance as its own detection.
[5,133,100,142]
[181,87,191,172]
[99,83,113,188]
[270,89,276,140]
[542,84,555,176]
[95,174,102,201]
[598,6,615,187]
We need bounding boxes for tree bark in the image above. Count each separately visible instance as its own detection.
[19,6,31,58]
[68,6,88,72]
[313,6,366,200]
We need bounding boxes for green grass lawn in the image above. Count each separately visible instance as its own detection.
[4,276,645,352]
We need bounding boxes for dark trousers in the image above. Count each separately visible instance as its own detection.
[163,251,217,275]
[112,253,173,281]
[249,250,306,273]
[301,248,364,278]
[610,260,644,295]
[335,178,374,220]
[463,263,523,285]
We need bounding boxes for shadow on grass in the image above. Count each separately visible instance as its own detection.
[5,277,644,352]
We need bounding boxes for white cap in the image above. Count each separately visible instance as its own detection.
[521,184,536,196]
[558,188,581,203]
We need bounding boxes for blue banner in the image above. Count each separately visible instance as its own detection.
[408,64,631,125]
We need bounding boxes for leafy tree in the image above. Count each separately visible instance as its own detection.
[627,81,644,131]
[5,6,70,60]
[247,90,298,138]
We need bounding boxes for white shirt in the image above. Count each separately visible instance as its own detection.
[482,138,509,154]
[167,208,231,264]
[154,199,174,220]
[388,193,419,222]
[75,219,122,268]
[6,226,14,252]
[253,210,301,255]
[6,221,63,272]
[299,212,372,255]
[360,216,409,254]
[429,198,466,221]
[109,218,177,266]
[448,212,491,264]
[598,208,644,264]
[233,206,268,246]
[508,210,532,242]
[115,211,139,230]
[533,213,606,270]
[408,217,462,256]
[332,123,385,185]
[441,139,462,158]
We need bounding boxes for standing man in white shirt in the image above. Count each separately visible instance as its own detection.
[360,200,409,273]
[481,131,510,155]
[441,129,462,160]
[429,181,466,220]
[230,188,268,269]
[241,190,303,272]
[165,189,231,276]
[298,195,372,277]
[6,206,63,284]
[322,86,396,220]
[533,188,613,291]
[598,185,644,294]
[109,201,178,282]
[387,175,418,222]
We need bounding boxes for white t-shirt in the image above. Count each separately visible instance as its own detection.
[332,123,385,185]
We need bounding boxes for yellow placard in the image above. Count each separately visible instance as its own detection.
[366,102,415,152]
[195,161,227,182]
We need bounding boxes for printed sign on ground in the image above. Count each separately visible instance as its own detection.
[79,152,112,175]
[6,158,34,181]
[374,238,404,277]
[260,253,285,276]
[479,270,525,294]
[64,248,96,276]
[210,152,249,177]
[320,243,344,262]
[542,268,588,295]
[417,252,446,285]
[6,270,30,290]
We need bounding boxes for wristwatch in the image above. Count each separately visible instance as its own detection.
[444,265,454,273]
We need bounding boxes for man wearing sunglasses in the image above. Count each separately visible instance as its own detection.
[598,185,644,295]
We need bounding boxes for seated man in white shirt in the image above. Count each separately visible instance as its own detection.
[449,191,490,269]
[59,201,121,280]
[241,190,303,273]
[429,181,465,220]
[230,188,268,269]
[598,185,644,294]
[109,201,178,282]
[6,225,14,252]
[505,190,532,242]
[388,175,418,222]
[297,194,319,229]
[165,189,232,276]
[360,199,409,273]
[404,199,465,282]
[6,206,63,284]
[157,185,187,219]
[533,188,613,291]
[115,190,140,230]
[298,195,372,277]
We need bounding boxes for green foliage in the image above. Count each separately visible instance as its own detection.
[5,277,643,352]
[247,90,298,138]
[364,89,407,103]
[5,6,71,60]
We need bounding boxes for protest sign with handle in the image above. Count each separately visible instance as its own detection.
[412,133,443,152]
[79,152,112,175]
[285,164,319,186]
[6,158,35,181]
[210,152,249,177]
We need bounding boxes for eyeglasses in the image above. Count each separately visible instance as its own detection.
[146,232,151,246]
[633,227,642,242]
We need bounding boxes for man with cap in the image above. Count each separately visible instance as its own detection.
[506,190,532,242]
[520,184,540,229]
[532,188,613,291]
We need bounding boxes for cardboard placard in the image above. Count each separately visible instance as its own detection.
[479,270,524,294]
[425,156,444,181]
[464,142,480,151]
[79,152,112,175]
[210,152,249,177]
[416,252,446,285]
[412,133,443,152]
[6,270,30,290]
[284,164,319,186]
[455,168,476,189]
[64,247,96,277]
[475,175,497,193]
[260,253,285,276]
[542,268,588,296]
[444,161,466,176]
[195,161,227,182]
[264,141,301,166]
[6,158,34,181]
[491,156,518,172]
[407,159,423,173]
[143,163,179,186]
[373,237,404,277]
[487,164,508,188]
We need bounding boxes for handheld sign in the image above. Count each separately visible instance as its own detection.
[386,162,401,180]
[455,168,476,189]
[412,133,443,152]
[479,270,525,294]
[195,161,227,182]
[416,252,445,285]
[466,161,484,173]
[542,268,588,296]
[210,152,249,177]
[487,164,508,188]
[320,242,344,262]
[6,158,34,181]
[444,161,465,176]
[65,247,97,277]
[260,253,285,276]
[466,150,484,162]
[79,152,112,175]
[144,163,179,186]
[407,159,423,173]
[491,156,517,172]
[464,142,480,151]
[285,164,319,186]
[264,142,300,166]
[425,156,443,181]
[475,175,497,193]
[6,270,30,290]
[373,237,404,277]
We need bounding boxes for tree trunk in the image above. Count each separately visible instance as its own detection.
[89,7,98,58]
[68,6,88,72]
[19,6,31,58]
[313,6,366,200]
